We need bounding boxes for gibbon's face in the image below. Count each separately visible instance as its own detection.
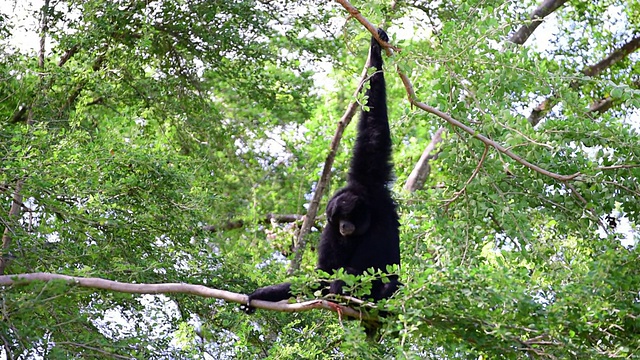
[326,190,371,237]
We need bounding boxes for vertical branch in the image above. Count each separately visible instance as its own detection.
[38,0,50,69]
[404,127,445,192]
[0,0,50,275]
[0,182,24,275]
[287,64,370,274]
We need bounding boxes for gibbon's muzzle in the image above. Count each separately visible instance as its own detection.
[339,220,355,236]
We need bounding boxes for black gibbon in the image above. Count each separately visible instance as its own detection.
[244,28,400,312]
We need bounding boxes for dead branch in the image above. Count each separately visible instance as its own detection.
[509,0,568,45]
[0,272,375,320]
[404,127,445,192]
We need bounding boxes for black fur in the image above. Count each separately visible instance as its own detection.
[244,28,400,313]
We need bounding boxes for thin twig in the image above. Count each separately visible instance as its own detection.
[54,343,131,360]
[445,144,489,207]
[594,164,640,171]
[566,183,607,231]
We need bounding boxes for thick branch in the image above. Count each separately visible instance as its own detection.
[58,44,80,67]
[528,35,640,126]
[0,272,372,320]
[9,105,28,124]
[582,35,640,77]
[509,0,568,45]
[588,96,614,114]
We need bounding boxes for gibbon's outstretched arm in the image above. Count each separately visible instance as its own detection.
[348,29,392,188]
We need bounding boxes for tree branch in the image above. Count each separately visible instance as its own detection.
[405,0,569,191]
[37,0,50,69]
[60,53,106,114]
[333,0,581,186]
[404,127,445,192]
[0,272,374,320]
[582,35,640,77]
[0,181,24,275]
[509,0,568,45]
[58,44,80,67]
[528,35,640,126]
[202,213,308,233]
[334,0,399,54]
[396,71,580,182]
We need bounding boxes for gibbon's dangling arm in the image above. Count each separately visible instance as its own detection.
[348,29,393,188]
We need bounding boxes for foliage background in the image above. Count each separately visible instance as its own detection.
[0,0,639,358]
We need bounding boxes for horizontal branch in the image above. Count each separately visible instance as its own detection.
[0,272,372,320]
[203,213,308,233]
